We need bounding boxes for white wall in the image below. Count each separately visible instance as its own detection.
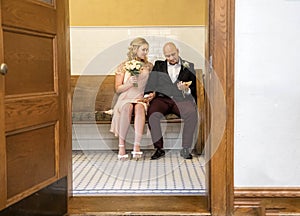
[70,27,206,75]
[235,0,300,186]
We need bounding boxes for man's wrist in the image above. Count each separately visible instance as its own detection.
[184,88,191,95]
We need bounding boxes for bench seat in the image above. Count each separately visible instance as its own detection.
[72,111,182,124]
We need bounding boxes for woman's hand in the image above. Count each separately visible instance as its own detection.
[116,75,137,93]
[144,92,155,103]
[126,75,138,85]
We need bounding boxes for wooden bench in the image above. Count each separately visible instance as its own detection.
[71,75,183,123]
[71,71,205,153]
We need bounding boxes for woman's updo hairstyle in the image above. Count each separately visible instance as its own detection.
[127,37,149,62]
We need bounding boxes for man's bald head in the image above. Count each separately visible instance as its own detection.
[163,42,179,65]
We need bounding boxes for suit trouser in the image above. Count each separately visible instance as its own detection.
[147,97,198,149]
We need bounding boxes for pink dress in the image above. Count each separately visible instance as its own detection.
[110,61,152,137]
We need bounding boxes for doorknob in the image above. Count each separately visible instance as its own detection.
[0,63,8,75]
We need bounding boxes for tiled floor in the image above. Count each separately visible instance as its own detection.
[72,150,207,196]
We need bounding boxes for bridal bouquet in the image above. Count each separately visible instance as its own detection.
[124,60,143,87]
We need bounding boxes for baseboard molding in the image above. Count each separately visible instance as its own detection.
[234,187,300,216]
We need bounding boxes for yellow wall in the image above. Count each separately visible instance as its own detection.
[69,0,207,26]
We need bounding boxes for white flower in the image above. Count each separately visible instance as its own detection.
[130,64,135,70]
[124,60,143,76]
[182,61,190,69]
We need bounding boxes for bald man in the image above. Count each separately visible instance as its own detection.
[144,42,198,160]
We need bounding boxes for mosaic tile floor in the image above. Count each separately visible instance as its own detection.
[72,150,207,196]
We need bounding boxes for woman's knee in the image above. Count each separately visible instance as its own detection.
[134,104,145,114]
[121,103,133,113]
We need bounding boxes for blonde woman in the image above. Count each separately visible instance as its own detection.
[110,37,153,160]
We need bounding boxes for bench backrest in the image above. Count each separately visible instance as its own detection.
[71,70,204,113]
[71,75,115,112]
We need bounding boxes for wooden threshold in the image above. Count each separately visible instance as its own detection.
[68,195,210,215]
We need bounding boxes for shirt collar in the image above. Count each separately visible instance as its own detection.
[167,59,182,66]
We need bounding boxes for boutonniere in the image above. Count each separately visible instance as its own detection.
[182,61,190,69]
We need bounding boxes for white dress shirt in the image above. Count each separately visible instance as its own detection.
[167,62,181,83]
[168,60,191,95]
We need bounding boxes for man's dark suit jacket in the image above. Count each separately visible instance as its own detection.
[144,59,197,102]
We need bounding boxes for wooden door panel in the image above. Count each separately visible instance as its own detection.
[6,123,57,199]
[1,0,56,34]
[5,95,58,132]
[4,30,55,95]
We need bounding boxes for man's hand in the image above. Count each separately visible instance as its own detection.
[139,92,156,104]
[177,81,192,92]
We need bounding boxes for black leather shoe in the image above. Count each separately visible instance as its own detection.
[151,148,165,160]
[180,148,193,159]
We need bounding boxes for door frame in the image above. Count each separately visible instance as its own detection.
[209,0,235,214]
[68,0,235,215]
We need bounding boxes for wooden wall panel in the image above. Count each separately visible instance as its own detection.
[234,188,300,215]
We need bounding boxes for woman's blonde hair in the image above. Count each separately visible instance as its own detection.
[127,37,149,62]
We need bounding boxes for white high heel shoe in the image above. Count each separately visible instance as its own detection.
[118,144,128,161]
[131,144,143,160]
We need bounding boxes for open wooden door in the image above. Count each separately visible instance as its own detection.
[0,0,71,214]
